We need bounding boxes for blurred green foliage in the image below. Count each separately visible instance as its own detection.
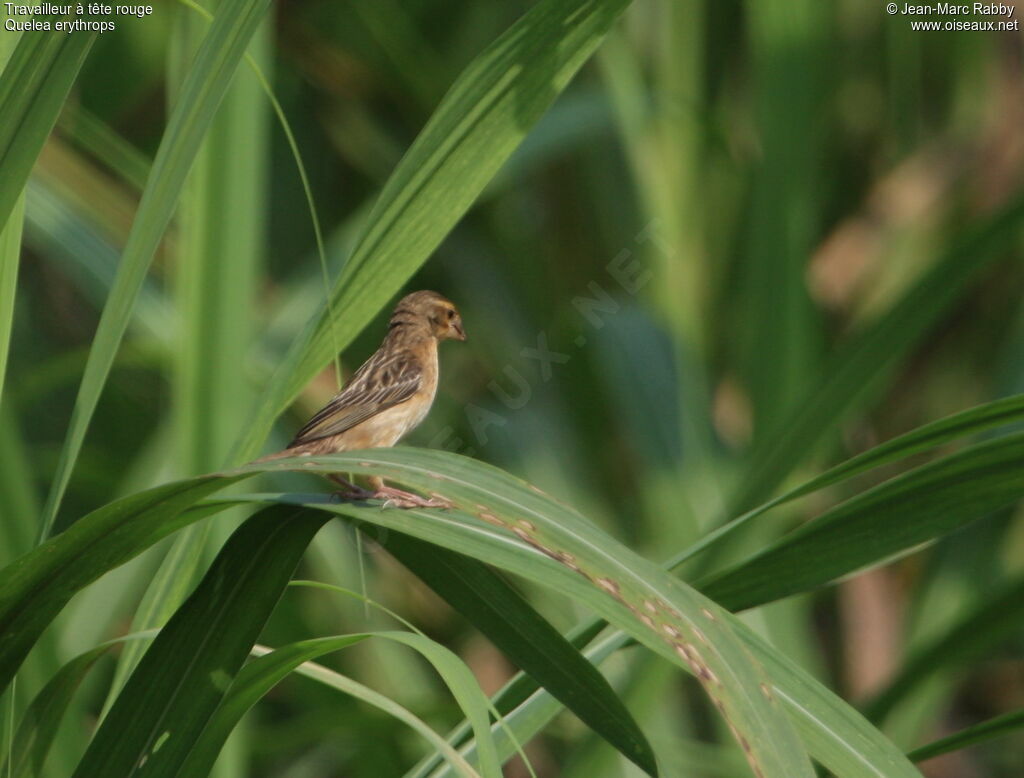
[2,0,1023,775]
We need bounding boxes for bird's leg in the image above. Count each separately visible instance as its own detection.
[369,476,453,510]
[328,473,374,501]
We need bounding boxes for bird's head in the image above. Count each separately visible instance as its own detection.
[391,290,467,342]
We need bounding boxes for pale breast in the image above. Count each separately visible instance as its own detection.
[344,342,438,449]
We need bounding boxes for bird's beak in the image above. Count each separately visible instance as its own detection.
[452,320,467,341]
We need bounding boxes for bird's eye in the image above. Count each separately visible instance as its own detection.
[446,309,455,320]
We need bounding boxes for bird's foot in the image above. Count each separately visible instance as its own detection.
[373,485,453,510]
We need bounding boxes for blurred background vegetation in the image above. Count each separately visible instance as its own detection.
[2,0,1023,776]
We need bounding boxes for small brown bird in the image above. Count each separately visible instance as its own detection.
[271,290,466,508]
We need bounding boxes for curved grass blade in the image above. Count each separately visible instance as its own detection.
[0,17,95,234]
[256,647,484,778]
[73,506,329,777]
[38,0,273,542]
[243,452,815,778]
[0,631,158,778]
[672,394,1024,569]
[181,632,501,778]
[699,432,1024,612]
[732,189,1024,514]
[232,0,633,463]
[384,532,658,776]
[906,706,1024,763]
[0,474,245,695]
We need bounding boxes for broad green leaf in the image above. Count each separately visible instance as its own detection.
[244,451,815,778]
[0,475,245,695]
[699,433,1024,612]
[672,393,1024,569]
[732,189,1024,513]
[232,0,633,463]
[383,532,657,776]
[906,706,1024,763]
[38,0,273,541]
[0,18,95,234]
[0,447,921,777]
[73,506,329,777]
[181,632,500,778]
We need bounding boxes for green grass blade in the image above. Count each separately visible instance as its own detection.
[232,0,633,463]
[177,635,371,776]
[245,452,815,778]
[2,646,106,778]
[256,648,483,777]
[0,475,244,695]
[183,628,503,778]
[37,0,272,542]
[699,433,1024,612]
[73,506,329,777]
[383,532,658,776]
[906,706,1024,763]
[0,631,158,778]
[738,0,825,435]
[0,14,85,406]
[0,18,95,235]
[0,196,21,408]
[866,570,1024,722]
[101,0,273,722]
[425,611,920,778]
[732,189,1024,513]
[673,393,1024,568]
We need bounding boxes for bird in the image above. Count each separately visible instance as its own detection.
[263,290,466,508]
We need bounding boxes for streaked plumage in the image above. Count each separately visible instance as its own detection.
[268,290,466,508]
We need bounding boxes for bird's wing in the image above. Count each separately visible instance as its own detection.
[288,349,422,446]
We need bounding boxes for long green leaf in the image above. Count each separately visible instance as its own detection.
[0,18,95,234]
[101,0,273,720]
[244,452,815,778]
[0,448,921,777]
[699,432,1024,612]
[732,189,1024,513]
[232,0,633,463]
[254,647,484,777]
[0,631,158,778]
[426,613,920,778]
[0,475,245,695]
[38,0,272,541]
[383,532,658,776]
[181,632,501,778]
[672,393,1024,569]
[906,706,1024,763]
[0,195,20,407]
[0,15,89,405]
[73,506,328,777]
